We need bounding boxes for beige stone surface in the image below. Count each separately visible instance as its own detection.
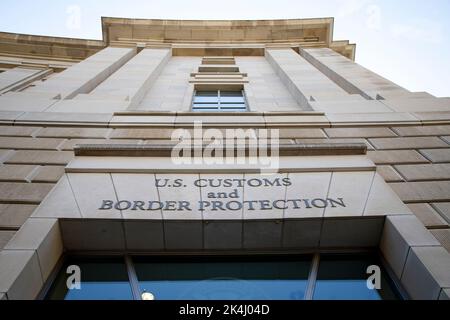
[110,128,176,139]
[4,218,63,280]
[0,126,40,137]
[369,137,448,150]
[390,181,450,203]
[402,246,450,300]
[0,182,53,203]
[31,166,65,183]
[312,100,394,113]
[0,164,37,182]
[380,215,440,279]
[61,138,142,150]
[0,231,15,249]
[111,173,162,219]
[243,173,287,219]
[395,164,450,181]
[31,175,80,219]
[407,203,449,229]
[0,137,64,150]
[5,150,73,165]
[27,47,135,99]
[277,128,326,138]
[200,173,244,220]
[376,165,404,182]
[156,174,202,220]
[295,138,374,150]
[364,174,412,216]
[67,173,120,219]
[324,171,374,217]
[431,202,450,224]
[0,250,43,300]
[0,204,37,228]
[368,150,428,164]
[419,149,450,163]
[36,127,111,139]
[326,112,419,125]
[325,127,396,138]
[0,150,13,163]
[284,172,331,218]
[381,98,450,113]
[392,125,450,137]
[16,112,113,124]
[430,229,450,253]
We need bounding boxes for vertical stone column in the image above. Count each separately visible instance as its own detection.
[265,48,354,109]
[26,47,136,99]
[86,48,171,107]
[301,48,410,100]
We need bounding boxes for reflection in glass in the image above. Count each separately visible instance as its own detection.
[313,254,400,300]
[134,256,311,300]
[46,257,133,300]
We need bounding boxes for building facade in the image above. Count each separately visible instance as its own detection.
[0,17,449,300]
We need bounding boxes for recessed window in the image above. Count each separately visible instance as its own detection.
[192,90,247,112]
[44,253,403,300]
[46,257,133,300]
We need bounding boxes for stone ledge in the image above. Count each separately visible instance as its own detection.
[73,142,367,157]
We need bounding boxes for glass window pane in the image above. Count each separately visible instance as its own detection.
[46,257,133,300]
[134,255,311,300]
[313,254,401,300]
[220,104,246,109]
[194,91,219,103]
[220,91,245,103]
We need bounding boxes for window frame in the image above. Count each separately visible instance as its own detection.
[191,89,248,112]
[39,249,409,301]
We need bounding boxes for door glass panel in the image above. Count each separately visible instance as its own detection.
[134,255,311,300]
[313,254,400,300]
[46,257,133,300]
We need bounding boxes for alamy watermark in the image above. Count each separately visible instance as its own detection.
[170,122,280,174]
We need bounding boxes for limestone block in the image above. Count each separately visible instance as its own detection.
[324,171,374,217]
[401,246,450,300]
[419,149,450,163]
[0,182,53,203]
[380,215,440,279]
[67,173,120,219]
[0,164,37,182]
[0,204,37,228]
[0,250,43,300]
[376,165,404,182]
[390,181,450,202]
[393,125,450,137]
[325,127,396,138]
[36,127,110,139]
[369,137,448,150]
[31,175,80,219]
[0,137,64,150]
[31,166,65,183]
[5,150,73,165]
[368,150,428,165]
[0,126,40,137]
[407,203,449,229]
[395,164,450,181]
[4,218,63,280]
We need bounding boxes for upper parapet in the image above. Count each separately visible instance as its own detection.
[101,17,355,60]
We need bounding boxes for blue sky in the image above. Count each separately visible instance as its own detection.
[0,0,449,97]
